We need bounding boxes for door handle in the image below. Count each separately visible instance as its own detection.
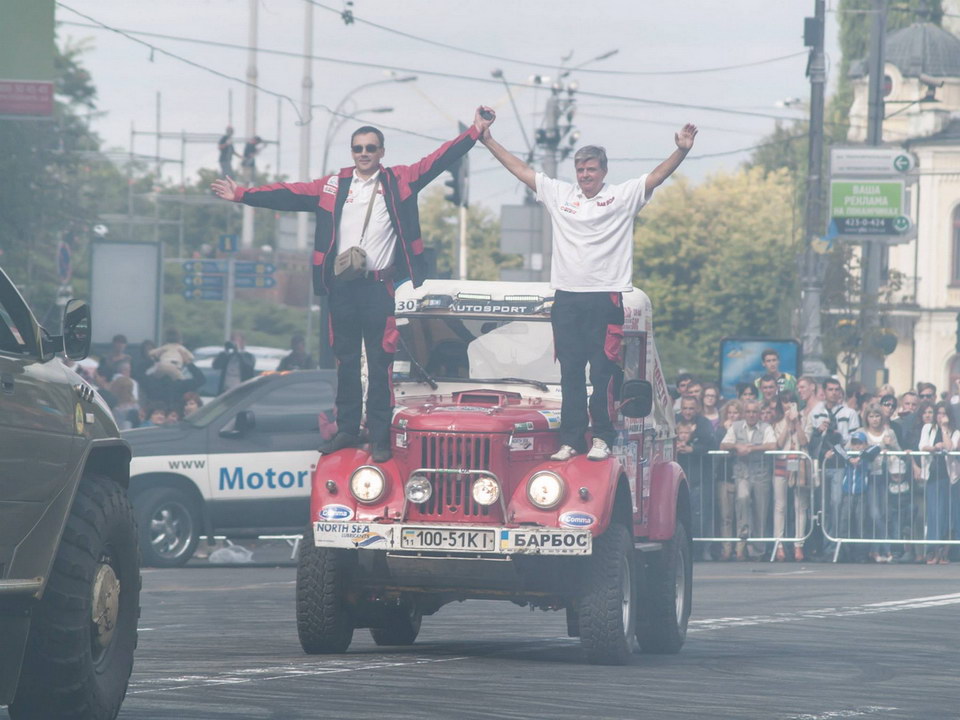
[1,373,13,394]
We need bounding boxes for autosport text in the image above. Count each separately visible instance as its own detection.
[219,467,310,490]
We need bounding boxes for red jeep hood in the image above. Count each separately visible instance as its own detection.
[394,391,561,434]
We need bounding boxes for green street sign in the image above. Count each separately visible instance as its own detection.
[830,180,904,219]
[893,154,911,172]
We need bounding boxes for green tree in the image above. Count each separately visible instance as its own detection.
[634,168,798,379]
[417,186,522,280]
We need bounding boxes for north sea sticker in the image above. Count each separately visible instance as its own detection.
[558,511,596,528]
[319,504,354,521]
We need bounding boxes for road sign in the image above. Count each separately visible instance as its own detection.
[183,274,225,288]
[830,147,916,176]
[219,233,239,253]
[234,262,275,275]
[183,287,224,301]
[234,275,277,289]
[182,260,227,274]
[830,179,905,220]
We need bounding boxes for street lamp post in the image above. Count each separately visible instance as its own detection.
[318,75,416,174]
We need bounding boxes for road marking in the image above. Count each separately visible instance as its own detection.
[786,707,898,719]
[127,655,469,695]
[690,592,960,632]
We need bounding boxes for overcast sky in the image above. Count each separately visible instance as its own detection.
[56,0,843,211]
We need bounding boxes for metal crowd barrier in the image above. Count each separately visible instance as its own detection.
[818,450,960,563]
[681,449,816,562]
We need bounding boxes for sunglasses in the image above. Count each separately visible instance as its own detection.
[351,143,381,154]
[919,393,935,399]
[881,401,895,407]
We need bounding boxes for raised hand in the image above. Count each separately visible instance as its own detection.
[474,105,496,138]
[211,176,239,201]
[675,123,698,151]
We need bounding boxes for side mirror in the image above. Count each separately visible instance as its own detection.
[62,299,91,360]
[219,410,256,438]
[620,379,653,418]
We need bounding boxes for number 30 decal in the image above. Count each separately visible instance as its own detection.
[395,299,417,313]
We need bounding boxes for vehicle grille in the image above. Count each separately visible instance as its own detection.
[413,432,494,518]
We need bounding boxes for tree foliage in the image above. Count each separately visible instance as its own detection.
[634,168,798,380]
[417,186,521,280]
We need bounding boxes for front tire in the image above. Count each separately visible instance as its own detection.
[636,514,692,654]
[370,600,422,646]
[135,486,200,568]
[10,473,141,720]
[296,528,354,653]
[578,523,636,665]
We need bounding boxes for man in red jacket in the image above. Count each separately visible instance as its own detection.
[212,107,495,462]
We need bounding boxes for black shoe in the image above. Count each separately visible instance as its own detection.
[320,432,360,454]
[370,442,392,463]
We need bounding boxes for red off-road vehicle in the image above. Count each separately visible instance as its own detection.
[296,280,690,664]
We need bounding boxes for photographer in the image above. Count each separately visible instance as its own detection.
[805,378,860,558]
[213,332,256,395]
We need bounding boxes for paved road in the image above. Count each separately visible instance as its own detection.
[7,558,960,720]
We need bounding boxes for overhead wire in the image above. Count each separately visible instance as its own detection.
[303,0,808,76]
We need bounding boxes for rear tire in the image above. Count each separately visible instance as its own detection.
[636,515,692,654]
[135,486,200,568]
[370,600,422,646]
[9,473,140,720]
[578,523,636,665]
[296,528,354,654]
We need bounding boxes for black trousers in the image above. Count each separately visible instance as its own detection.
[550,290,624,452]
[328,276,397,447]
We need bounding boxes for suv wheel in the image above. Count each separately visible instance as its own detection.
[296,528,354,653]
[635,514,692,654]
[9,472,140,720]
[578,523,636,665]
[370,600,422,646]
[136,487,200,567]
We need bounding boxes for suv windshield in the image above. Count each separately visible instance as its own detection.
[394,314,560,385]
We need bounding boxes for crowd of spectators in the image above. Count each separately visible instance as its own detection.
[673,349,960,564]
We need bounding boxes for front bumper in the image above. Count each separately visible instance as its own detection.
[313,521,592,556]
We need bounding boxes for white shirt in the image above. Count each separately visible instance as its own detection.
[337,170,397,271]
[805,401,861,442]
[535,172,652,292]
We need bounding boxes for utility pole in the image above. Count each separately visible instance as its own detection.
[539,90,560,283]
[296,1,313,253]
[860,0,889,389]
[241,0,258,249]
[800,0,829,377]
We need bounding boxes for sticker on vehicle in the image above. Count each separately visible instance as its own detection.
[537,410,561,429]
[559,511,596,528]
[319,504,354,521]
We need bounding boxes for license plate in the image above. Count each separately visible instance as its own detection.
[400,527,495,551]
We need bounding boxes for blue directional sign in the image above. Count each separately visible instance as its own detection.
[183,288,225,301]
[234,262,276,275]
[219,233,239,253]
[183,274,225,288]
[182,260,227,274]
[234,275,277,289]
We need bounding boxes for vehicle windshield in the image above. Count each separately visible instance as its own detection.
[394,314,560,385]
[182,380,263,427]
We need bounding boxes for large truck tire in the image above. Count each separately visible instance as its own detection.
[296,528,354,654]
[136,486,200,568]
[578,523,636,665]
[10,473,141,720]
[636,514,692,654]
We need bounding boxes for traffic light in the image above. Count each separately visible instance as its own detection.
[444,154,468,208]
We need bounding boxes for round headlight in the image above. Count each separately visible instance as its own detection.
[405,475,432,504]
[471,476,501,506]
[350,466,386,503]
[527,471,564,509]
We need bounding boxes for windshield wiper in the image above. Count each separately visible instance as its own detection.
[398,335,438,390]
[446,377,550,392]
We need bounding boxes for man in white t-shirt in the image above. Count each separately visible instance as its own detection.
[480,115,697,460]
